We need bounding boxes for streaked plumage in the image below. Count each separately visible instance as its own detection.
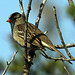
[7,12,72,64]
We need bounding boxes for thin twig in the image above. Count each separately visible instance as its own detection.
[19,0,28,75]
[2,51,18,75]
[62,61,70,75]
[35,0,47,27]
[19,0,25,16]
[41,50,75,61]
[24,0,32,74]
[26,0,32,21]
[54,43,75,49]
[24,0,32,57]
[53,6,73,59]
[20,0,32,75]
[19,0,27,59]
[68,0,74,7]
[44,31,48,34]
[24,0,32,61]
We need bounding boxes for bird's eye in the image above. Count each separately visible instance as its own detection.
[13,18,16,20]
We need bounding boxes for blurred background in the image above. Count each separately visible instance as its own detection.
[0,0,75,75]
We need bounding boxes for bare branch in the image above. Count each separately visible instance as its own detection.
[24,0,32,56]
[21,0,32,75]
[41,50,75,61]
[53,6,73,59]
[26,0,32,21]
[63,61,70,75]
[54,43,75,49]
[68,0,74,6]
[19,0,28,75]
[35,0,47,27]
[2,51,18,75]
[19,0,25,16]
[19,0,27,58]
[41,50,72,74]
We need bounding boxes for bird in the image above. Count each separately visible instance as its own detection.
[7,12,71,64]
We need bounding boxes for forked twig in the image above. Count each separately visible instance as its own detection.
[2,51,18,75]
[41,50,75,61]
[19,0,31,75]
[19,0,32,75]
[54,43,75,49]
[41,50,72,75]
[53,6,73,59]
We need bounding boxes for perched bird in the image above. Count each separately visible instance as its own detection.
[7,12,71,64]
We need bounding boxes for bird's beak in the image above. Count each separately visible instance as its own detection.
[6,19,12,22]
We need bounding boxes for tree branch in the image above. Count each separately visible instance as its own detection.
[19,0,28,75]
[35,0,47,27]
[23,1,32,75]
[53,6,73,59]
[68,0,74,7]
[41,50,75,61]
[26,0,32,21]
[54,43,75,49]
[19,0,32,75]
[2,51,18,75]
[63,61,70,75]
[19,0,25,16]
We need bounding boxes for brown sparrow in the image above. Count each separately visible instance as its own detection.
[7,12,71,63]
